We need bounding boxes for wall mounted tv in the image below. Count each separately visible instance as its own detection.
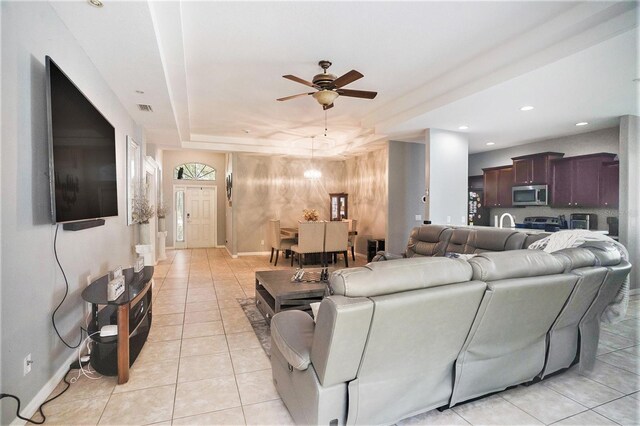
[46,56,118,225]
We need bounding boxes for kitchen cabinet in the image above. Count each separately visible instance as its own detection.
[483,166,513,207]
[551,153,617,207]
[512,152,564,185]
[599,161,619,208]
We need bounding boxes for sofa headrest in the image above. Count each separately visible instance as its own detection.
[445,228,472,254]
[410,225,450,243]
[552,248,597,272]
[406,225,452,257]
[578,241,622,266]
[329,257,472,297]
[466,228,527,253]
[524,233,550,249]
[468,249,564,281]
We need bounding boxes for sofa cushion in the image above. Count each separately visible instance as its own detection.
[468,250,564,281]
[465,228,527,253]
[271,310,315,371]
[552,248,597,272]
[446,229,472,254]
[406,226,452,257]
[330,257,472,297]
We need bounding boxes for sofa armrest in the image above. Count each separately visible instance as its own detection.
[271,310,315,371]
[371,251,405,262]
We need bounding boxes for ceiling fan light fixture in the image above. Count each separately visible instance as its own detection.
[312,90,339,106]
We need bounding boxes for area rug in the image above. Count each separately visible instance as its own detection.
[237,297,271,357]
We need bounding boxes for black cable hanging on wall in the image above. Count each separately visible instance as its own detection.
[51,224,82,349]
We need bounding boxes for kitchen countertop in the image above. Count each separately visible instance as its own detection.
[454,225,608,235]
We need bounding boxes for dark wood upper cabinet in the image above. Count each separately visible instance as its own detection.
[551,159,574,207]
[551,153,617,207]
[512,152,564,186]
[599,161,619,208]
[468,175,484,190]
[483,166,513,207]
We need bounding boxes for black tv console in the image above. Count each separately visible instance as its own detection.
[82,266,153,384]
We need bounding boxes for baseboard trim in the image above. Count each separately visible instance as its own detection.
[238,251,271,256]
[10,351,78,425]
[225,246,238,259]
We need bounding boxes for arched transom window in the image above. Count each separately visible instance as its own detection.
[174,163,216,181]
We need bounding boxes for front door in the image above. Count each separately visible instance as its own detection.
[186,187,216,248]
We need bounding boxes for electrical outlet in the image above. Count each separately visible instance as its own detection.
[260,240,264,245]
[415,215,422,221]
[462,216,466,224]
[24,353,32,376]
[446,216,451,224]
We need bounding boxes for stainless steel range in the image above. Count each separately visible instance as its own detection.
[521,216,562,231]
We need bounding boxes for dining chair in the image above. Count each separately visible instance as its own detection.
[291,221,326,267]
[269,219,296,267]
[325,220,349,268]
[347,219,358,261]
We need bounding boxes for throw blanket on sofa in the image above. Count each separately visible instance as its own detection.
[528,230,629,323]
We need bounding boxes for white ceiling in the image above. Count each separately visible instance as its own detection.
[49,1,638,156]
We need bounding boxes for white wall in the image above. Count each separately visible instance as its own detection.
[619,115,639,290]
[387,141,426,254]
[1,3,143,423]
[469,127,619,176]
[426,129,469,226]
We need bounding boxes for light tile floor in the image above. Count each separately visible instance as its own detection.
[36,249,639,425]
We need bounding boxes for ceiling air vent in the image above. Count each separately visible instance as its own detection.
[137,104,153,112]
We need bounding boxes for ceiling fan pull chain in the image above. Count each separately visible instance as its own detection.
[324,110,328,137]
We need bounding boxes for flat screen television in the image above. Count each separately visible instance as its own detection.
[46,56,118,224]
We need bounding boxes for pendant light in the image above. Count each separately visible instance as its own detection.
[304,136,321,179]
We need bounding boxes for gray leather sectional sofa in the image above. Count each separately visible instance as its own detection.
[269,225,631,426]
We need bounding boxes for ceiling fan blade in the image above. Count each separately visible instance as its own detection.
[337,89,378,99]
[283,75,319,89]
[323,103,334,110]
[329,70,363,89]
[277,92,314,101]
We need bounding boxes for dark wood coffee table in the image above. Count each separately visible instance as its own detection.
[255,269,328,324]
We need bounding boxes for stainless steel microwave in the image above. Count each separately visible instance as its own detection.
[512,185,548,206]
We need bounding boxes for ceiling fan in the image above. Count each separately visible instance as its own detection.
[277,60,377,110]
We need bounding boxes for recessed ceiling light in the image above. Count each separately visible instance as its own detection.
[520,105,534,111]
[575,122,589,126]
[135,90,144,94]
[88,0,103,7]
[458,125,469,130]
[486,142,495,146]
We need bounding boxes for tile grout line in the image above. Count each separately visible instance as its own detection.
[222,253,250,425]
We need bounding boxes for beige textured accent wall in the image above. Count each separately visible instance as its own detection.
[346,146,389,255]
[234,154,347,253]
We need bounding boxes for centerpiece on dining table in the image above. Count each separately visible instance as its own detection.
[303,208,319,222]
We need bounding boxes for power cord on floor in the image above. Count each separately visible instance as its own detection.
[0,368,72,424]
[70,332,102,383]
[52,224,82,349]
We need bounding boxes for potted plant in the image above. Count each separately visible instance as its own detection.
[132,188,155,245]
[157,203,167,232]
